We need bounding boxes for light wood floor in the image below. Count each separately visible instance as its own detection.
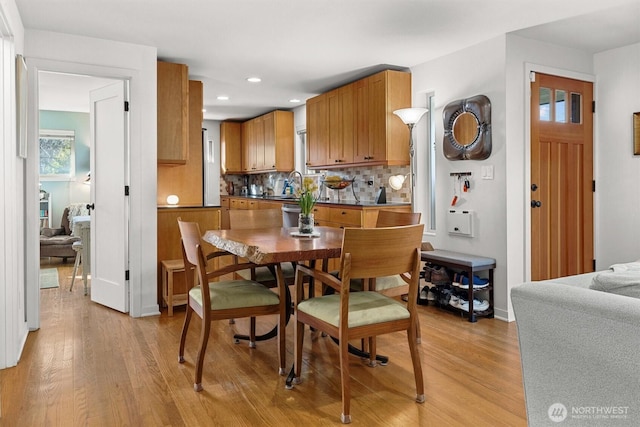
[0,260,527,426]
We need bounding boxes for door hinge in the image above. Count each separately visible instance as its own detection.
[593,259,596,271]
[125,185,130,196]
[529,71,536,82]
[592,180,596,192]
[124,101,130,112]
[125,270,130,281]
[592,100,595,113]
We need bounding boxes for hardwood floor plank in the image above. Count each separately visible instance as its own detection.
[0,260,527,426]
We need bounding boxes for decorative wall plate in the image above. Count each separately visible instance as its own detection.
[443,95,491,160]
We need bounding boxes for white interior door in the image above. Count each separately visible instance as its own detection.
[89,81,129,312]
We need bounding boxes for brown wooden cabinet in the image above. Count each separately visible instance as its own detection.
[327,85,354,165]
[157,61,189,164]
[354,70,411,166]
[220,122,243,174]
[240,110,293,174]
[306,94,329,168]
[307,70,411,169]
[157,79,204,206]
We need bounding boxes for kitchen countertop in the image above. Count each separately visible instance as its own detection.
[224,194,410,208]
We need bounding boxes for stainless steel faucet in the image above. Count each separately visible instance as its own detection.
[287,170,303,194]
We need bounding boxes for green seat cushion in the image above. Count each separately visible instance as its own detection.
[189,280,279,310]
[350,275,406,292]
[297,291,409,328]
[236,263,296,282]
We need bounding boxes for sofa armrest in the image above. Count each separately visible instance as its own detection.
[40,227,65,237]
[511,282,640,425]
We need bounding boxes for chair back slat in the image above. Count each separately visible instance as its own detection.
[177,219,203,268]
[229,209,283,230]
[375,210,421,227]
[341,224,424,279]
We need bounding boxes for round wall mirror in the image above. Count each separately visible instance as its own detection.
[443,95,492,160]
[452,112,480,146]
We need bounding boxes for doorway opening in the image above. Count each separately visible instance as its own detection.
[36,71,122,309]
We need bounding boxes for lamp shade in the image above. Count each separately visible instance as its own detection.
[393,107,428,125]
[388,174,407,191]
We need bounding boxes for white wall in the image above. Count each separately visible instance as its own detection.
[593,42,640,267]
[411,35,510,319]
[0,0,26,369]
[23,30,159,327]
[293,104,307,172]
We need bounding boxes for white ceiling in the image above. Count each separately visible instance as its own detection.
[22,0,640,121]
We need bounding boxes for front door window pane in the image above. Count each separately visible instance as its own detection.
[555,90,566,123]
[570,93,582,124]
[539,87,551,121]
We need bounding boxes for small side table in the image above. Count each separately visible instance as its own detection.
[161,259,187,316]
[421,250,496,322]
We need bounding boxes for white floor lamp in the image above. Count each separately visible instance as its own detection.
[391,107,428,212]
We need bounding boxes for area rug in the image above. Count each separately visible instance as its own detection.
[40,268,59,289]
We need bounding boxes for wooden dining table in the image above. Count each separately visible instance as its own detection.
[202,226,344,267]
[202,226,343,361]
[202,225,389,381]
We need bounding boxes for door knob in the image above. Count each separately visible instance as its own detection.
[86,203,95,211]
[531,183,538,191]
[530,200,541,208]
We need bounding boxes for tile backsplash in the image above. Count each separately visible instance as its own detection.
[220,165,410,203]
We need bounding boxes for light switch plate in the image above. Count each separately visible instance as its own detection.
[481,165,494,180]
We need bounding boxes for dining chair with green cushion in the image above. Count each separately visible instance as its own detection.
[290,224,425,424]
[352,210,423,344]
[177,218,286,392]
[228,208,297,285]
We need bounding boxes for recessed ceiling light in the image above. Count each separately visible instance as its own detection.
[217,95,229,101]
[289,99,301,103]
[247,77,261,83]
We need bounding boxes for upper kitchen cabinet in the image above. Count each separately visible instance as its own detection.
[307,70,411,169]
[241,110,294,174]
[327,85,355,165]
[220,121,243,174]
[306,93,328,168]
[157,61,189,164]
[157,79,204,206]
[354,70,411,165]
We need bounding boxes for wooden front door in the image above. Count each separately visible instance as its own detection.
[530,72,594,281]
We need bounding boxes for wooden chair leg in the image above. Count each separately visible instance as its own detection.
[407,322,425,403]
[339,332,352,424]
[178,305,193,363]
[278,308,287,375]
[293,319,304,383]
[368,336,377,367]
[249,317,257,348]
[194,318,211,392]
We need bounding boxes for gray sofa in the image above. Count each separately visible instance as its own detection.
[511,265,640,426]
